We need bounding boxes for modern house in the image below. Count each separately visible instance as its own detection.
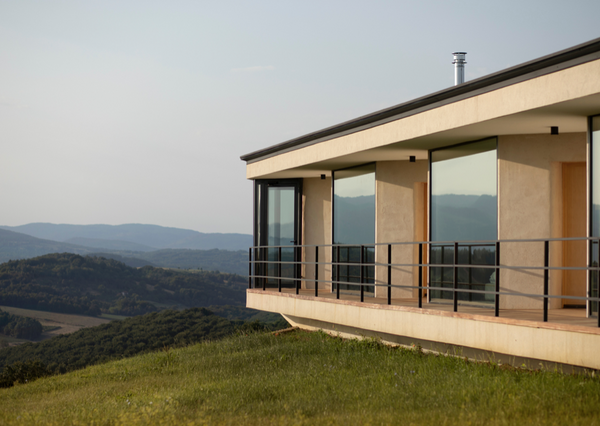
[241,38,600,371]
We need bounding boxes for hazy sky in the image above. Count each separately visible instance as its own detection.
[1,1,599,234]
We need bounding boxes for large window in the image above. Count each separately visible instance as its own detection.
[590,116,600,314]
[332,164,375,293]
[430,138,497,303]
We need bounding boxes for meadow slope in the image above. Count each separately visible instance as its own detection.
[1,330,600,425]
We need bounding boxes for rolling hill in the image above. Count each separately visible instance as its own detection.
[0,229,249,275]
[0,229,93,263]
[0,253,247,316]
[0,223,252,251]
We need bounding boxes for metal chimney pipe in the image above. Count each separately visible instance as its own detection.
[452,52,467,85]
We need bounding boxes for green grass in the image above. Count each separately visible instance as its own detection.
[1,330,599,425]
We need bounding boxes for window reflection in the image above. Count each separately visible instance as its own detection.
[431,138,497,242]
[267,187,296,288]
[430,139,497,303]
[591,116,600,238]
[268,187,295,246]
[590,116,600,313]
[333,164,375,293]
[333,164,376,245]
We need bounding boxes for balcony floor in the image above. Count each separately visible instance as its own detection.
[257,287,598,331]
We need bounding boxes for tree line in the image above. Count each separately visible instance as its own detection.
[0,309,43,340]
[0,253,247,316]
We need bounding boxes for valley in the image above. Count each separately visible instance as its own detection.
[0,306,110,342]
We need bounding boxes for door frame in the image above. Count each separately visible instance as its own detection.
[254,179,303,288]
[562,162,587,308]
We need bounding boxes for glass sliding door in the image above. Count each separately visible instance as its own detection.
[254,179,302,289]
[590,116,600,315]
[332,164,375,293]
[267,187,296,287]
[430,138,497,303]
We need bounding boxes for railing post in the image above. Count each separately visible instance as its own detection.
[295,244,300,295]
[278,246,282,293]
[453,242,459,312]
[336,245,340,300]
[543,240,549,322]
[259,248,269,291]
[418,243,423,309]
[596,239,600,328]
[495,241,500,317]
[592,239,597,326]
[387,244,392,305]
[248,248,252,289]
[360,245,365,303]
[315,246,319,297]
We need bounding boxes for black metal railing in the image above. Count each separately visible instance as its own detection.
[248,237,600,327]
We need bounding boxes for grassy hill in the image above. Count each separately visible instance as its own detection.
[1,330,599,425]
[0,253,246,316]
[0,308,237,375]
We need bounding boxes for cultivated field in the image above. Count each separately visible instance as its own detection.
[0,306,109,340]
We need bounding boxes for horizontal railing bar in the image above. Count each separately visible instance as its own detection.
[251,284,600,304]
[250,236,600,250]
[248,274,600,303]
[250,258,600,272]
[249,238,600,321]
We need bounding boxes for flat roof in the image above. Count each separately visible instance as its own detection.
[241,37,600,164]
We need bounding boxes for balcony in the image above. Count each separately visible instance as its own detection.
[246,237,600,370]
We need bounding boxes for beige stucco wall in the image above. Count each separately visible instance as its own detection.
[288,134,588,309]
[302,177,332,291]
[375,160,428,298]
[498,133,587,309]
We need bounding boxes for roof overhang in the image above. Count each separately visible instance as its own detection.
[242,38,600,180]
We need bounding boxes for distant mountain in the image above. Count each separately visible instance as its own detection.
[0,229,93,263]
[64,237,156,252]
[431,194,497,242]
[0,223,252,251]
[0,229,248,275]
[334,195,375,244]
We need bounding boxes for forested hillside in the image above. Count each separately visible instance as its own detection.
[207,305,289,329]
[135,249,248,275]
[0,308,240,386]
[0,308,42,340]
[0,254,246,316]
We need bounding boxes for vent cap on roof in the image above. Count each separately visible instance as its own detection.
[452,52,467,85]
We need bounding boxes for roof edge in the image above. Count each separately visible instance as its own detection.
[241,37,600,163]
